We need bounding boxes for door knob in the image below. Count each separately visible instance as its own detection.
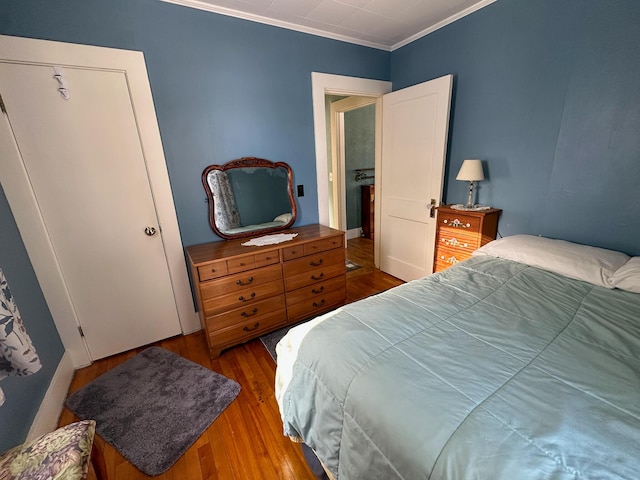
[144,226,157,236]
[428,199,437,218]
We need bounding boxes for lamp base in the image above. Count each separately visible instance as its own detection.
[450,204,491,211]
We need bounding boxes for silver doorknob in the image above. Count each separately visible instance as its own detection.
[144,226,157,236]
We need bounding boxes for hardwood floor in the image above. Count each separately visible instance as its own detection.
[59,237,403,480]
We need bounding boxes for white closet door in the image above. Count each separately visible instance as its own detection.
[379,75,453,281]
[0,62,181,360]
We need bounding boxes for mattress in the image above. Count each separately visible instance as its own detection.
[275,256,640,479]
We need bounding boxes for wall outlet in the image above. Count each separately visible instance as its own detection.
[297,185,304,197]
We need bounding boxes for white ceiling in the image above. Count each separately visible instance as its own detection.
[160,0,496,51]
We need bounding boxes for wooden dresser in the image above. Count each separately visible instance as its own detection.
[361,184,374,239]
[186,224,346,358]
[433,205,501,273]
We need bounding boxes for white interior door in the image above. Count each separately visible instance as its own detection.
[0,62,182,360]
[379,75,453,281]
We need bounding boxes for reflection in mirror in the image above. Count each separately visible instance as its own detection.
[202,157,297,239]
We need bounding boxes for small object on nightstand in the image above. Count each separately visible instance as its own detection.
[455,159,486,210]
[433,205,501,273]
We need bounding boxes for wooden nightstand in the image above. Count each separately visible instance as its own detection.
[433,205,501,273]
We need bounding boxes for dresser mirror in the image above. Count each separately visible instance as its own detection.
[202,157,297,239]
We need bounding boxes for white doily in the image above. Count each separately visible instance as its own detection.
[242,232,299,247]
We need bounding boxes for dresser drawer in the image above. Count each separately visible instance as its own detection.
[285,275,345,306]
[282,244,305,261]
[438,214,482,233]
[287,287,346,323]
[283,234,344,260]
[208,308,287,348]
[200,264,282,299]
[323,235,343,251]
[255,250,280,268]
[198,260,229,281]
[203,280,285,316]
[205,295,286,333]
[283,249,345,290]
[227,255,255,274]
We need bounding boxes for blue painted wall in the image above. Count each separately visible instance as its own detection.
[392,0,640,255]
[0,187,65,452]
[0,0,388,450]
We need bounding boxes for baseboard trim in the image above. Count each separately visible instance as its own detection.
[346,228,361,240]
[27,351,74,441]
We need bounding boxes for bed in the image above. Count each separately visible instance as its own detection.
[275,235,640,480]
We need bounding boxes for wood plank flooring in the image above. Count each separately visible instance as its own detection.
[58,237,403,480]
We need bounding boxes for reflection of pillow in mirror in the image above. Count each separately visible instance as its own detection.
[273,213,292,223]
[611,257,640,293]
[472,234,629,288]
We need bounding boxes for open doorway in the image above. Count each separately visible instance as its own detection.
[327,95,377,241]
[311,72,391,268]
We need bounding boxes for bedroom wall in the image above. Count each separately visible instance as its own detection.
[0,187,65,452]
[0,0,389,450]
[391,0,640,256]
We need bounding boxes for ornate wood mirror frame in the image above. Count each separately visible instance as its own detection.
[202,157,297,239]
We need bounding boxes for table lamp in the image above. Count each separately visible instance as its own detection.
[456,159,484,209]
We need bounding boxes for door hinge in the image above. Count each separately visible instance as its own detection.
[78,325,85,337]
[0,94,6,114]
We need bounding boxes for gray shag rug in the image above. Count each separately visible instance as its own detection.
[65,347,240,476]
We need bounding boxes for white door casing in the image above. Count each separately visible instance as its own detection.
[379,74,453,281]
[0,35,197,366]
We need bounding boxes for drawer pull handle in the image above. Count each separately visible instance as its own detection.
[241,308,258,317]
[238,292,256,302]
[236,276,254,286]
[211,268,217,273]
[243,322,260,332]
[313,299,326,308]
[310,259,324,267]
[312,286,324,294]
[311,273,324,281]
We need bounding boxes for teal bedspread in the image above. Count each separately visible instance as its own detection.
[279,256,640,479]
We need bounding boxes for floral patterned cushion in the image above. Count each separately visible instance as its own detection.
[0,420,95,480]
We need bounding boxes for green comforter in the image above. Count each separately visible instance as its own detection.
[279,256,640,479]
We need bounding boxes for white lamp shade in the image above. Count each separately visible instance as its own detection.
[456,159,484,181]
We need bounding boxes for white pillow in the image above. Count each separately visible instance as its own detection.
[273,213,292,223]
[610,257,640,293]
[473,235,629,288]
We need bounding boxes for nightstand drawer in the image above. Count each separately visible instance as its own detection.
[433,206,501,274]
[438,214,482,232]
[437,231,480,253]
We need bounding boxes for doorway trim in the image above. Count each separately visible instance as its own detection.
[0,35,197,367]
[311,73,391,229]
